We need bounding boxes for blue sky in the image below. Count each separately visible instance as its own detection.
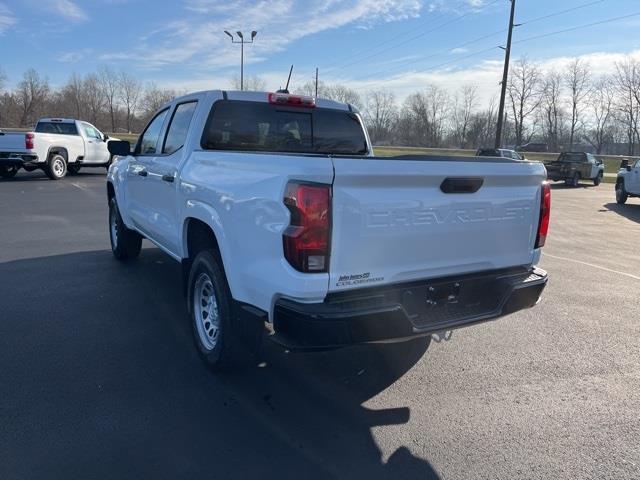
[1,0,640,102]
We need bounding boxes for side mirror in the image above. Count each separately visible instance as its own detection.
[103,133,109,142]
[627,165,633,172]
[108,140,131,157]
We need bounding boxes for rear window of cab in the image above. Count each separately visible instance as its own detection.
[201,100,368,156]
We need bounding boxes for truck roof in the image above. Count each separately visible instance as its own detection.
[37,118,78,124]
[164,90,353,113]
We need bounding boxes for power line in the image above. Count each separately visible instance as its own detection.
[356,28,506,81]
[514,11,640,45]
[519,0,606,27]
[342,0,607,82]
[324,0,503,73]
[348,9,640,90]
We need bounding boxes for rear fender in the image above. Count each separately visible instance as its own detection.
[180,201,237,297]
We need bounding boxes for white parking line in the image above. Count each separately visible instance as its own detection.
[543,252,640,281]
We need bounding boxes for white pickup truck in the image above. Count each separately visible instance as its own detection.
[615,158,640,204]
[0,118,117,180]
[106,90,550,371]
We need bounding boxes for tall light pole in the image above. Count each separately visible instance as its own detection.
[224,30,257,91]
[495,0,518,149]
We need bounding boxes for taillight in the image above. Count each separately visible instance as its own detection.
[25,133,34,150]
[268,92,316,108]
[283,182,331,272]
[535,182,551,248]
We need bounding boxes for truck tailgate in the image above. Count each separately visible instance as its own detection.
[329,156,547,291]
[0,132,28,153]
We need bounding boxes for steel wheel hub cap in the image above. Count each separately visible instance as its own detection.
[193,273,220,351]
[53,159,64,176]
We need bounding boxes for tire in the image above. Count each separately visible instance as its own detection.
[594,172,603,186]
[44,154,67,180]
[67,163,81,175]
[109,197,142,260]
[0,165,19,179]
[105,155,114,171]
[572,172,580,187]
[187,250,261,371]
[616,181,628,205]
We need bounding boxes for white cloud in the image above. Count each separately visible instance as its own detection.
[451,47,468,54]
[101,0,424,70]
[319,49,640,107]
[42,0,88,22]
[57,49,92,62]
[0,3,16,34]
[467,0,485,6]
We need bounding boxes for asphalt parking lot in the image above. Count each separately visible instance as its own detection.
[1,170,639,479]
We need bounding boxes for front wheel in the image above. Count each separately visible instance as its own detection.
[109,197,142,260]
[616,182,628,205]
[594,172,603,186]
[0,165,19,179]
[45,154,67,180]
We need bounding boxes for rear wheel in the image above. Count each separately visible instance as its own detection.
[109,197,142,260]
[0,165,19,179]
[44,154,67,180]
[565,172,580,187]
[188,250,262,371]
[594,172,603,186]
[67,163,81,175]
[616,181,628,204]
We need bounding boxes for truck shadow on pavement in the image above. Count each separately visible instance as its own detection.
[0,248,440,480]
[0,170,106,183]
[603,202,640,224]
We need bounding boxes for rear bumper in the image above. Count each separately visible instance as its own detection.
[271,267,548,350]
[0,152,39,167]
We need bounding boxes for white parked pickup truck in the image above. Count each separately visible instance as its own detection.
[106,90,551,371]
[615,158,640,204]
[0,118,118,180]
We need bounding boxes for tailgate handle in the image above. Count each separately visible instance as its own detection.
[440,177,483,194]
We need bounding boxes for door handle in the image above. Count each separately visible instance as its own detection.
[162,174,175,183]
[138,169,148,177]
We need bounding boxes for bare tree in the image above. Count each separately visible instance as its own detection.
[83,74,106,125]
[507,58,542,147]
[141,83,176,121]
[99,66,120,132]
[564,59,590,149]
[399,85,450,147]
[63,73,86,120]
[452,85,478,148]
[613,57,640,155]
[119,71,141,133]
[363,90,397,144]
[231,75,266,91]
[539,71,564,151]
[16,69,50,127]
[298,80,361,108]
[584,76,614,154]
[0,67,6,91]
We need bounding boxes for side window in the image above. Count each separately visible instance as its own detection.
[635,160,640,169]
[163,102,197,155]
[137,109,169,155]
[82,123,101,140]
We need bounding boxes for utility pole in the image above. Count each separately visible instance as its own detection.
[495,0,517,149]
[315,67,319,98]
[224,30,257,91]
